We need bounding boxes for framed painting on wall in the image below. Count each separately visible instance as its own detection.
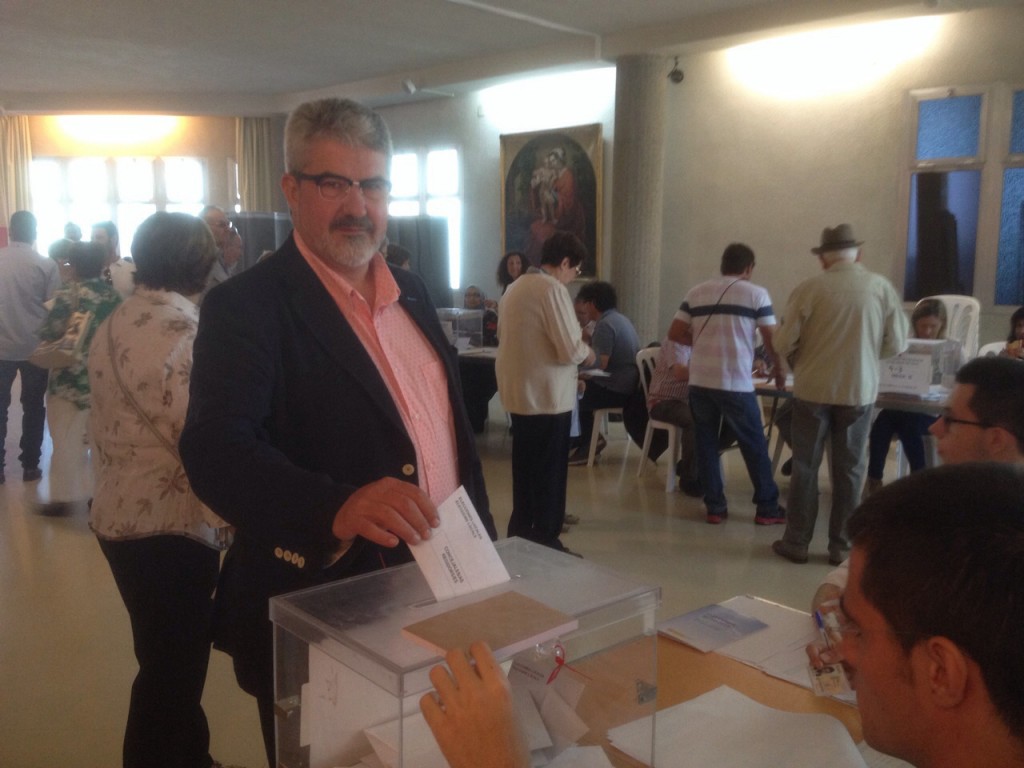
[500,123,602,277]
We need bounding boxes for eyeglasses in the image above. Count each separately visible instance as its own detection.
[292,172,392,202]
[574,264,583,276]
[939,410,992,430]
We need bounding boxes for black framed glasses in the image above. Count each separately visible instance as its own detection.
[292,172,392,202]
[939,410,992,430]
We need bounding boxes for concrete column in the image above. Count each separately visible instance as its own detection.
[610,54,669,344]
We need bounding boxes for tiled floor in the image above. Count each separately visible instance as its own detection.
[0,395,850,768]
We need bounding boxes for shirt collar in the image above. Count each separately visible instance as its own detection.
[294,230,400,314]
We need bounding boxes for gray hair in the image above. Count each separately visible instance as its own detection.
[284,98,393,172]
[821,246,858,265]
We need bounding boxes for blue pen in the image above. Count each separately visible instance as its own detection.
[814,609,833,650]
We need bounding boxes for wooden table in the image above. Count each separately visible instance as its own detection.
[572,635,861,766]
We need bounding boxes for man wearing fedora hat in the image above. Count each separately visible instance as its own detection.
[771,224,908,565]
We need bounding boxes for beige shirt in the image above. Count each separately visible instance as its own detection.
[773,261,909,406]
[88,288,226,547]
[496,271,591,415]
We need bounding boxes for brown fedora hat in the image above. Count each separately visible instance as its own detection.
[811,224,863,255]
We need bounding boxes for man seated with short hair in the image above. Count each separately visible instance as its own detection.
[840,463,1024,768]
[569,280,641,465]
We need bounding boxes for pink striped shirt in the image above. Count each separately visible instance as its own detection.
[296,234,459,505]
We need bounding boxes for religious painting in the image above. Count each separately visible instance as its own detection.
[501,124,602,277]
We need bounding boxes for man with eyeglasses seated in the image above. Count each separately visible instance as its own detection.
[418,464,1024,768]
[180,98,495,767]
[810,355,1024,615]
[837,463,1024,768]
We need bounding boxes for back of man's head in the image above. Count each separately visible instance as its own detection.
[720,243,754,275]
[9,211,37,244]
[576,281,617,312]
[67,241,107,281]
[849,463,1024,740]
[540,232,587,269]
[956,356,1024,457]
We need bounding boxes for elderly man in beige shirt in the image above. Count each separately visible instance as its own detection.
[771,224,908,566]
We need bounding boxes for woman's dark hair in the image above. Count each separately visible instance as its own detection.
[131,212,217,295]
[1008,306,1024,343]
[67,241,106,280]
[497,251,525,291]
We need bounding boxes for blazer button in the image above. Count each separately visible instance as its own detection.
[274,547,284,559]
[298,556,306,568]
[283,549,292,562]
[402,464,415,477]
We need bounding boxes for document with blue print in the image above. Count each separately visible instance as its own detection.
[409,484,510,601]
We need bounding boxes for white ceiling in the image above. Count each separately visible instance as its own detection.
[0,0,1016,116]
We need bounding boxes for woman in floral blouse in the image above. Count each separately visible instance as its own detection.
[88,211,227,768]
[37,241,122,515]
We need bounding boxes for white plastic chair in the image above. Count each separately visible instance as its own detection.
[922,294,980,360]
[977,340,1006,357]
[635,348,682,492]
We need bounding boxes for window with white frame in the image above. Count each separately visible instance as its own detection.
[389,148,462,288]
[30,156,207,253]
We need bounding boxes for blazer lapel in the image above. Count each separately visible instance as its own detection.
[276,242,409,435]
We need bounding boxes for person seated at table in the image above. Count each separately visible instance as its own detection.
[646,336,701,496]
[463,285,497,346]
[385,242,412,270]
[864,298,948,495]
[422,467,1024,768]
[1001,305,1024,360]
[568,281,641,466]
[496,250,525,295]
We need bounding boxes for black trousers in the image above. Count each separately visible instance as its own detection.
[508,411,572,550]
[0,359,49,472]
[99,534,220,768]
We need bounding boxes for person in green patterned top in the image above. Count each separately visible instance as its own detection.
[38,240,121,515]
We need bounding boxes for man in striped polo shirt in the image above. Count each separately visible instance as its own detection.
[668,243,786,525]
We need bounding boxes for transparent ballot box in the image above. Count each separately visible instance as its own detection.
[436,308,483,349]
[270,537,660,768]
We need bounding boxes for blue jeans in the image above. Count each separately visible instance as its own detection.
[782,398,873,553]
[688,386,779,516]
[0,359,49,472]
[867,409,937,479]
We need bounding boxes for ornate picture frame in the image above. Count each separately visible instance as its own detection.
[500,123,602,277]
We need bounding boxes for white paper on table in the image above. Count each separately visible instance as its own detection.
[364,711,448,768]
[546,745,616,767]
[302,645,404,768]
[658,603,769,652]
[408,485,509,601]
[714,596,857,705]
[609,686,868,768]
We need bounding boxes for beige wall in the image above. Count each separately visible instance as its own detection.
[660,5,1024,344]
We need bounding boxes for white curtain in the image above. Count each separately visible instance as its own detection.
[236,117,275,212]
[0,115,33,224]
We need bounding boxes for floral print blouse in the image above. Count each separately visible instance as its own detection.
[38,278,122,409]
[87,288,228,548]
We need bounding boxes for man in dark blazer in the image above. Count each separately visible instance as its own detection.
[179,98,494,766]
